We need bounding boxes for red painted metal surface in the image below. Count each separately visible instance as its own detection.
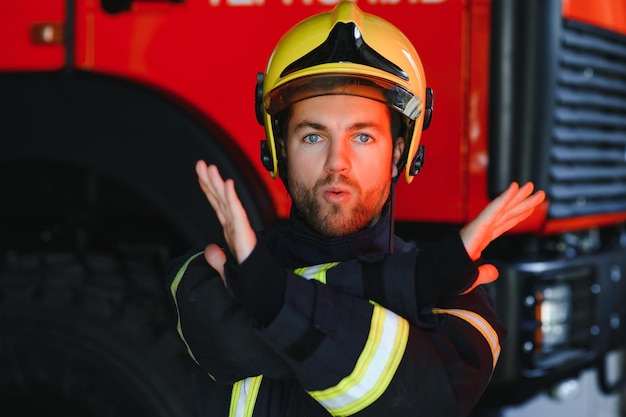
[2,0,625,234]
[0,1,65,70]
[563,0,626,36]
[70,0,471,222]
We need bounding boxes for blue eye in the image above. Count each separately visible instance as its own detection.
[304,134,321,144]
[356,134,372,144]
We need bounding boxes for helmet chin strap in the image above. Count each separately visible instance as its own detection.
[388,171,400,254]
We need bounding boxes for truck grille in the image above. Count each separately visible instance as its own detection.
[549,20,626,218]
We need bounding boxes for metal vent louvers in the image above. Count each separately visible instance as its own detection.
[549,20,626,218]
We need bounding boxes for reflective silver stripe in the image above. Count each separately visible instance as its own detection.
[294,262,339,284]
[229,376,263,417]
[169,251,204,365]
[308,306,409,416]
[432,308,501,368]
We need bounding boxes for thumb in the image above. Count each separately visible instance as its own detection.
[204,243,227,285]
[461,264,499,294]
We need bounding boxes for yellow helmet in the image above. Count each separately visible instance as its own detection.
[256,1,433,183]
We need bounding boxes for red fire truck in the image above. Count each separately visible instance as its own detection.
[1,0,625,415]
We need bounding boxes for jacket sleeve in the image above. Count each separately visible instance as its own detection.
[166,249,292,384]
[228,242,507,417]
[322,232,479,325]
[168,234,483,388]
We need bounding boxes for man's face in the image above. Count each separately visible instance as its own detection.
[284,94,402,237]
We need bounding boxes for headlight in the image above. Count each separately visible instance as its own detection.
[535,284,573,353]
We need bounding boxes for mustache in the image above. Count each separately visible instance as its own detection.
[314,173,359,189]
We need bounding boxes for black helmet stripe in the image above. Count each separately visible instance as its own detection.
[281,22,408,81]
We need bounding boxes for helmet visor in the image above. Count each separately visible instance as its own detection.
[265,73,422,120]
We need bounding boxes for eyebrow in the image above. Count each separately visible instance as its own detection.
[292,121,326,133]
[292,120,384,133]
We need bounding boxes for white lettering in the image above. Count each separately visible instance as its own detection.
[209,0,444,6]
[209,0,265,6]
[367,0,401,5]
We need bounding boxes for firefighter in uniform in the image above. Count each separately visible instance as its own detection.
[168,2,545,416]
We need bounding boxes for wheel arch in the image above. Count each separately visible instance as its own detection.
[0,70,277,253]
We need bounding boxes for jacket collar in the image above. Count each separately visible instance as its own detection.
[267,203,395,267]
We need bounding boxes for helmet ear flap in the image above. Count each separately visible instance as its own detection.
[260,140,274,172]
[408,144,426,176]
[255,72,265,126]
[403,87,432,182]
[256,72,276,173]
[422,87,433,130]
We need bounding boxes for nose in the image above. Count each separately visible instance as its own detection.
[324,138,351,174]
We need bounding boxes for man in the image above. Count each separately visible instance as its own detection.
[168,3,545,416]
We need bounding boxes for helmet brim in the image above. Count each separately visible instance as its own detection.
[265,73,422,121]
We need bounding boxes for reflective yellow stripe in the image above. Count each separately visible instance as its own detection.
[432,308,501,369]
[229,376,263,417]
[294,262,339,284]
[308,305,409,416]
[169,251,204,365]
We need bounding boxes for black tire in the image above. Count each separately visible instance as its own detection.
[0,250,192,417]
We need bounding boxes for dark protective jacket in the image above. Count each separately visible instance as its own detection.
[168,207,506,417]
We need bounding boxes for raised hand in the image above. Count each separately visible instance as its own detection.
[195,161,257,275]
[460,182,546,261]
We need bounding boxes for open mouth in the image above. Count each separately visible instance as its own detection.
[323,187,350,203]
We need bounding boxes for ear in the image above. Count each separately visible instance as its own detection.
[277,137,286,158]
[392,137,405,178]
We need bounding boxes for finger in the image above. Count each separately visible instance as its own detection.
[491,203,543,237]
[474,182,521,223]
[471,190,545,257]
[196,160,215,198]
[477,264,499,285]
[195,159,208,183]
[223,179,257,263]
[506,188,545,215]
[221,180,243,248]
[196,161,218,203]
[206,164,229,204]
[224,179,250,227]
[460,183,522,258]
[489,182,520,211]
[204,165,227,209]
[491,190,546,235]
[484,185,544,233]
[461,183,545,260]
[461,264,499,295]
[204,244,227,285]
[197,162,230,226]
[498,182,537,216]
[487,182,533,222]
[196,160,220,213]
